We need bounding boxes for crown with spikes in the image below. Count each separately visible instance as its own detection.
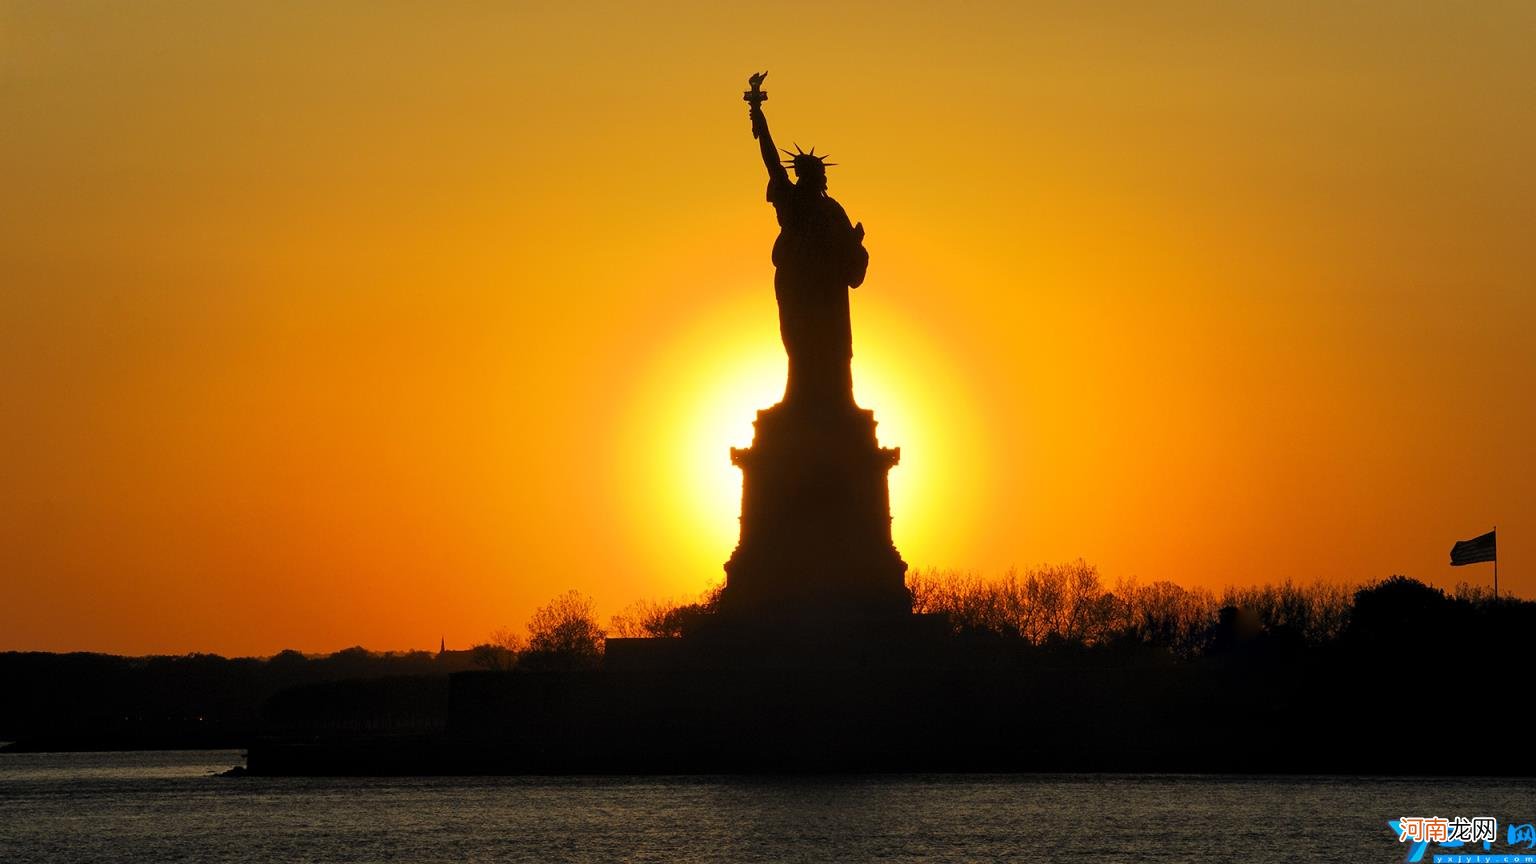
[780,143,836,175]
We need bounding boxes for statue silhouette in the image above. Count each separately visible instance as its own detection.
[721,74,910,628]
[748,90,868,408]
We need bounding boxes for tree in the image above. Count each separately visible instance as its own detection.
[609,598,675,639]
[609,584,722,639]
[525,590,605,668]
[470,627,525,672]
[1345,575,1448,653]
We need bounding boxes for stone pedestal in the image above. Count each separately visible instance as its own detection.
[720,400,910,623]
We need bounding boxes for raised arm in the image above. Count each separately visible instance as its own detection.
[750,102,789,185]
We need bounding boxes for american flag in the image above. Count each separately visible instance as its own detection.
[1450,529,1496,566]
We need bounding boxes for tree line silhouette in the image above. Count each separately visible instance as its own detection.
[0,646,481,750]
[478,564,1517,666]
[3,566,1528,760]
[907,563,1355,655]
[429,568,1533,775]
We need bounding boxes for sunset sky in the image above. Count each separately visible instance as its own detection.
[3,2,1533,655]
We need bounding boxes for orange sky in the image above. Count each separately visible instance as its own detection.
[3,2,1533,655]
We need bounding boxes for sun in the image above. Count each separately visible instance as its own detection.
[620,287,984,599]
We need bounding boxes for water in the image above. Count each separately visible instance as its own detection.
[2,750,1532,862]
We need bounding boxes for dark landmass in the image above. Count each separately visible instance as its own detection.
[0,647,476,752]
[6,576,1532,775]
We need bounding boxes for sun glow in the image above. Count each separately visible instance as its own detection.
[621,288,986,599]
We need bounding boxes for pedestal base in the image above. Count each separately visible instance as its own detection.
[721,400,910,624]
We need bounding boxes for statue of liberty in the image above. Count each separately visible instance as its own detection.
[745,72,868,410]
[723,72,908,625]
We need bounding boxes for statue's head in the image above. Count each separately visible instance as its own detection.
[781,145,833,194]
